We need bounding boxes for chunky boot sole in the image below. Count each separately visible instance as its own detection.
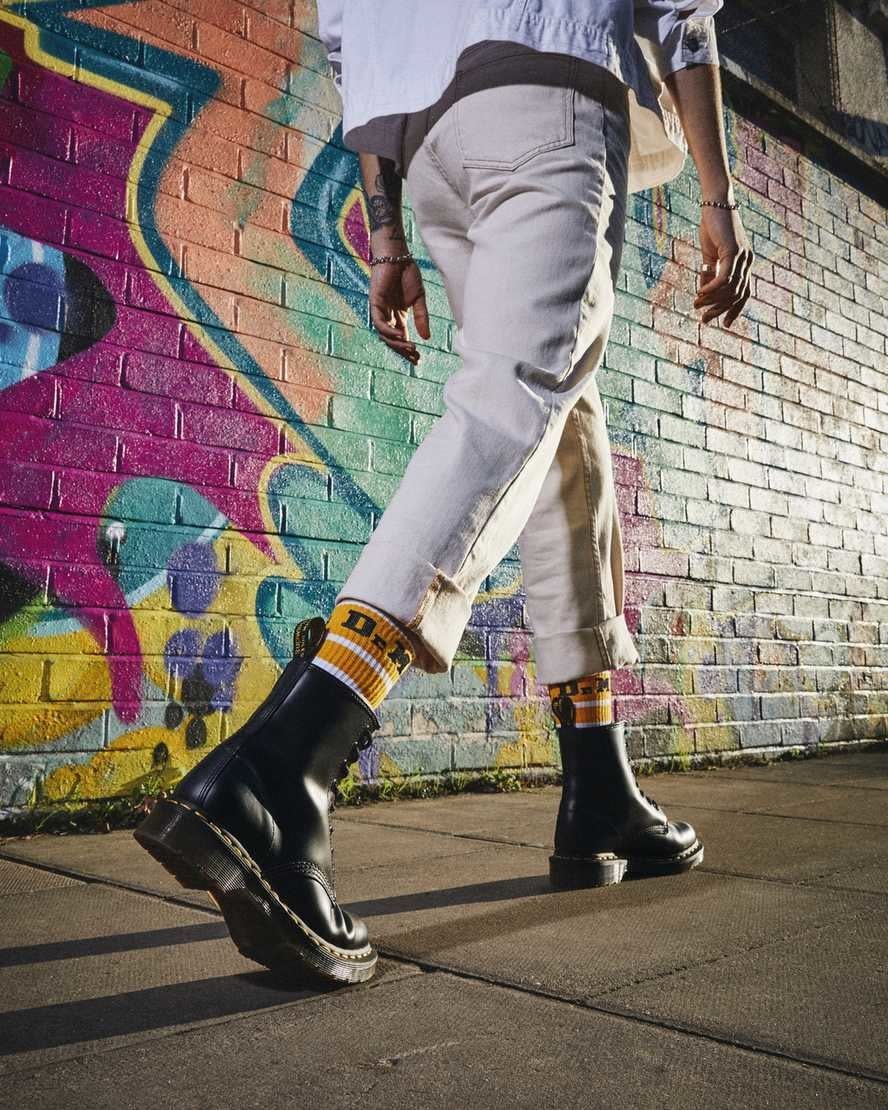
[549,852,628,889]
[549,839,704,889]
[134,799,377,986]
[627,839,704,877]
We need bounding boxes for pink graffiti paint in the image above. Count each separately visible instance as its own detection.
[0,26,293,720]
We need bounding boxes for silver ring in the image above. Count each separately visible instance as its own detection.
[700,263,715,273]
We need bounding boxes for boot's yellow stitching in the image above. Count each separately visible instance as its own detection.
[168,799,374,962]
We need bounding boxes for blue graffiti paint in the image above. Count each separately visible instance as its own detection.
[0,229,64,384]
[0,227,116,385]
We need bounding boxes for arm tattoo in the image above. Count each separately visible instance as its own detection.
[363,157,405,240]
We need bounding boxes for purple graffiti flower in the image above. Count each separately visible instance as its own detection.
[163,627,242,747]
[199,630,241,711]
[167,542,220,615]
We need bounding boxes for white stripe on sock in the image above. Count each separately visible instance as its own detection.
[310,657,375,709]
[325,631,394,685]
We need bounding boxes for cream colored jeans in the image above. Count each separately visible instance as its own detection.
[336,41,641,684]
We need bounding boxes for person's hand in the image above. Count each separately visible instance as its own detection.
[370,259,430,365]
[694,206,755,329]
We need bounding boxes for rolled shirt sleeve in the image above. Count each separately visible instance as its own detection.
[316,0,344,96]
[634,0,723,79]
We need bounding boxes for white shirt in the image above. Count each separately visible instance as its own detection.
[316,0,723,195]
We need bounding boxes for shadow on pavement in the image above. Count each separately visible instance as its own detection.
[0,970,330,1055]
[0,922,230,968]
[348,873,552,917]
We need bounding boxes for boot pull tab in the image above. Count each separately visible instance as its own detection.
[552,693,576,728]
[292,615,328,660]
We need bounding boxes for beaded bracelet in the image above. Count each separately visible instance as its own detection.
[701,199,741,210]
[369,253,415,266]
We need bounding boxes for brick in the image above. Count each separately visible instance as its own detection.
[179,402,281,454]
[713,586,756,613]
[758,641,798,666]
[0,413,118,472]
[8,144,124,218]
[693,667,738,695]
[330,394,412,442]
[659,414,706,448]
[730,508,772,536]
[685,500,730,531]
[707,478,749,509]
[688,554,732,583]
[774,616,813,641]
[752,536,792,564]
[660,467,707,500]
[706,426,749,459]
[774,565,813,592]
[754,591,794,616]
[760,693,801,719]
[727,458,768,488]
[734,560,776,588]
[45,658,111,702]
[0,658,44,704]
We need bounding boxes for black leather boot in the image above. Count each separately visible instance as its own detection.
[548,709,704,889]
[134,617,379,985]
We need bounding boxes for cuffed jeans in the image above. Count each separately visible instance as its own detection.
[335,41,641,684]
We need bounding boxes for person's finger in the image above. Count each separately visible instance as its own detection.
[694,251,737,304]
[735,269,752,307]
[723,288,750,329]
[371,305,407,341]
[727,250,753,309]
[733,248,749,285]
[696,263,720,295]
[384,337,419,355]
[701,288,737,323]
[383,344,419,366]
[698,261,718,292]
[738,250,755,300]
[412,295,431,340]
[723,286,745,321]
[703,279,748,325]
[726,246,746,289]
[377,328,417,351]
[696,286,726,308]
[696,266,745,309]
[395,307,411,339]
[378,332,419,362]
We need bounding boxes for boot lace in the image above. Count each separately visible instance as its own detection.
[328,726,375,880]
[639,788,669,830]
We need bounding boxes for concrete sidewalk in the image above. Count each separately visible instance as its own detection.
[1,748,886,1109]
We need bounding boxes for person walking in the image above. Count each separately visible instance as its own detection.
[135,0,753,987]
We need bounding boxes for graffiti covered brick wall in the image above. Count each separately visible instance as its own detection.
[0,2,886,809]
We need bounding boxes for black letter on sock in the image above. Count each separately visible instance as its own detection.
[388,641,412,674]
[343,609,376,638]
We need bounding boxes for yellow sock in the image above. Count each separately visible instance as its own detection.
[310,600,415,711]
[548,672,613,729]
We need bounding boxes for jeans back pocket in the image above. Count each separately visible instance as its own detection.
[455,52,577,172]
